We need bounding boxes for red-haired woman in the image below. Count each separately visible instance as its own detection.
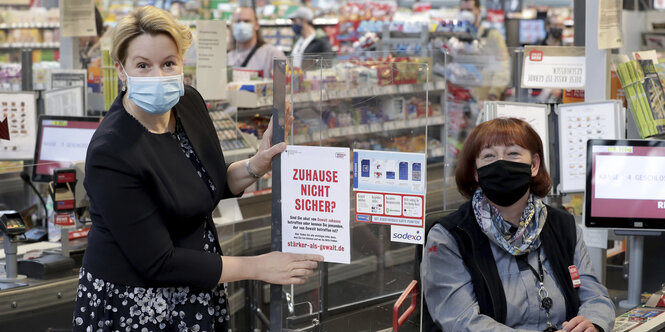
[421,118,614,332]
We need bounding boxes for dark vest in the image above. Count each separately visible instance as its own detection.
[424,201,580,331]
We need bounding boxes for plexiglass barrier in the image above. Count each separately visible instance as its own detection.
[439,39,515,211]
[267,53,443,331]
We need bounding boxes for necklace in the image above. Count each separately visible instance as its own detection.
[520,252,557,332]
[122,95,175,134]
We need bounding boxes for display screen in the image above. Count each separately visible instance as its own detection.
[519,19,546,45]
[585,139,665,230]
[32,116,101,182]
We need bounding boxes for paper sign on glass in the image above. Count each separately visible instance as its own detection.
[196,20,227,100]
[281,145,351,264]
[522,46,585,89]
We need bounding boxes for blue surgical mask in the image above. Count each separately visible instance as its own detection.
[291,23,303,36]
[122,66,184,115]
[233,22,254,43]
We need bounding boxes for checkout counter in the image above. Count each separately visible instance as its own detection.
[0,161,456,331]
[3,158,664,331]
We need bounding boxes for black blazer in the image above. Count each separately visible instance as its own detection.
[82,86,235,290]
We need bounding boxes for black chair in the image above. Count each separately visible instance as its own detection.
[392,209,455,332]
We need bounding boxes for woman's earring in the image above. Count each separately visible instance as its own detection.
[121,81,126,92]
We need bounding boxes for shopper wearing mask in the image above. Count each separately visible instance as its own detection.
[458,0,509,101]
[73,6,322,331]
[421,118,614,332]
[541,15,565,46]
[227,6,285,78]
[289,6,332,69]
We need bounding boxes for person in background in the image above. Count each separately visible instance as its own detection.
[289,6,332,69]
[227,6,285,78]
[458,0,510,101]
[541,14,564,46]
[421,118,615,332]
[79,6,106,70]
[74,6,321,331]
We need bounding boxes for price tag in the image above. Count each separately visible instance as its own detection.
[329,127,342,137]
[436,81,446,90]
[310,91,320,102]
[342,126,355,136]
[357,124,369,134]
[407,119,419,128]
[294,134,309,144]
[419,118,428,126]
[384,121,397,131]
[372,87,381,95]
[388,86,398,94]
[370,123,382,132]
[395,120,407,129]
[319,130,329,140]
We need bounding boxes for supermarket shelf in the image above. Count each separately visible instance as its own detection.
[0,42,59,49]
[240,80,446,109]
[0,22,59,29]
[178,17,338,28]
[292,114,445,144]
[430,30,476,41]
[223,146,256,162]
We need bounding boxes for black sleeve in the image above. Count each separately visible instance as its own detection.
[86,136,222,290]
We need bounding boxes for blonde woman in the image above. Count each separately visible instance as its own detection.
[73,6,321,331]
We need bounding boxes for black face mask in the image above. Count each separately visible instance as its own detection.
[477,160,532,207]
[549,27,563,40]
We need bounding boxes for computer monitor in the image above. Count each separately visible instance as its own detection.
[519,19,546,45]
[585,139,665,231]
[32,115,101,183]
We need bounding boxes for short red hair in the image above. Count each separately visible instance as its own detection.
[455,117,551,198]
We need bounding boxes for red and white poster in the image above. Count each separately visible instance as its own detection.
[281,145,351,264]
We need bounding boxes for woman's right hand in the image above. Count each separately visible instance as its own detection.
[254,252,324,285]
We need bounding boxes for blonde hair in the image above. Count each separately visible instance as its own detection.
[111,6,192,65]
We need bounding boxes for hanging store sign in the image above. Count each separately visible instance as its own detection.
[281,145,351,264]
[521,46,585,90]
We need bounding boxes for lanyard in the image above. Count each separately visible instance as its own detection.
[518,252,557,332]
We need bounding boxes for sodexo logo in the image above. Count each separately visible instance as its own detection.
[392,228,422,244]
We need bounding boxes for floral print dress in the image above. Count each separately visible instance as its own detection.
[74,115,230,332]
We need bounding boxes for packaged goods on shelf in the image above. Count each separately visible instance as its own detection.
[0,62,59,92]
[208,110,256,158]
[615,58,665,138]
[228,80,273,96]
[232,68,263,82]
[0,8,59,26]
[227,80,273,108]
